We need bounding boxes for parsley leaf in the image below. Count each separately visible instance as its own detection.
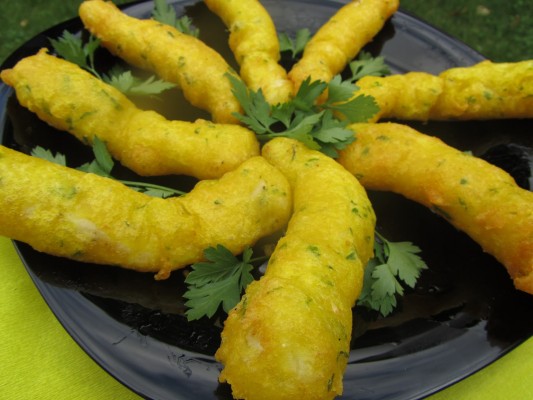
[31,147,67,166]
[152,0,199,37]
[279,28,311,59]
[312,110,354,151]
[175,15,199,38]
[347,51,391,82]
[322,76,380,123]
[228,74,378,157]
[292,78,328,111]
[50,30,101,77]
[184,245,255,321]
[228,74,277,134]
[50,31,175,96]
[183,230,427,321]
[31,139,184,199]
[78,136,113,177]
[358,232,428,316]
[102,66,175,96]
[386,241,428,288]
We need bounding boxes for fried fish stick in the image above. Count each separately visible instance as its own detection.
[356,60,533,121]
[338,122,533,294]
[288,0,399,93]
[203,0,293,105]
[0,146,291,280]
[79,0,241,123]
[356,72,444,122]
[1,49,259,180]
[216,138,376,400]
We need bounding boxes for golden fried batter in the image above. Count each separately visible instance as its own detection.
[338,122,533,294]
[356,60,533,121]
[1,49,259,180]
[0,146,291,280]
[216,138,376,400]
[288,0,399,93]
[204,0,293,105]
[79,0,241,123]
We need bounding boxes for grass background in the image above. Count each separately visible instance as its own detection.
[0,0,531,65]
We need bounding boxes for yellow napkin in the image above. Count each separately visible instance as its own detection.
[0,237,141,400]
[0,236,531,399]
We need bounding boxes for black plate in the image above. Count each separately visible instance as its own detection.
[1,1,532,399]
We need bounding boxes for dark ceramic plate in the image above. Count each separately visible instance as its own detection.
[1,1,532,399]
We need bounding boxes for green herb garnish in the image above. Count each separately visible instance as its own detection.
[31,138,184,198]
[279,28,311,59]
[49,30,101,77]
[183,229,428,321]
[358,232,428,316]
[102,65,175,96]
[227,73,379,158]
[346,50,391,82]
[152,0,199,37]
[49,30,175,96]
[184,245,259,321]
[30,146,67,166]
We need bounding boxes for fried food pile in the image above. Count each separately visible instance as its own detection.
[1,0,532,399]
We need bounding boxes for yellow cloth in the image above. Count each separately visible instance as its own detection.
[0,236,531,399]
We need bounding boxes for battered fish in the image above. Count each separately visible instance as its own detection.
[203,0,293,105]
[338,122,533,294]
[216,138,376,400]
[288,0,399,94]
[79,0,241,123]
[356,60,533,121]
[1,49,259,180]
[0,146,291,280]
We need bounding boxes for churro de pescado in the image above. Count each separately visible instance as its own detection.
[0,147,291,280]
[79,0,241,123]
[288,0,399,93]
[338,123,533,294]
[0,49,259,180]
[203,0,293,105]
[355,60,533,121]
[216,138,375,400]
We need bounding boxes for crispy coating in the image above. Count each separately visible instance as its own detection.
[79,0,241,123]
[338,122,533,294]
[203,0,293,105]
[356,72,444,121]
[357,60,533,121]
[1,49,259,180]
[288,0,399,93]
[0,146,291,280]
[216,138,376,400]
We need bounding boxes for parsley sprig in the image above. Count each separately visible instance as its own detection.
[183,231,428,321]
[227,74,379,158]
[49,31,175,96]
[31,138,184,198]
[49,31,101,77]
[152,0,199,37]
[279,28,311,59]
[184,245,262,321]
[358,232,428,316]
[347,51,391,82]
[102,65,175,96]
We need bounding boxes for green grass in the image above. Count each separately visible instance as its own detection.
[0,0,130,65]
[400,0,532,62]
[0,0,531,64]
